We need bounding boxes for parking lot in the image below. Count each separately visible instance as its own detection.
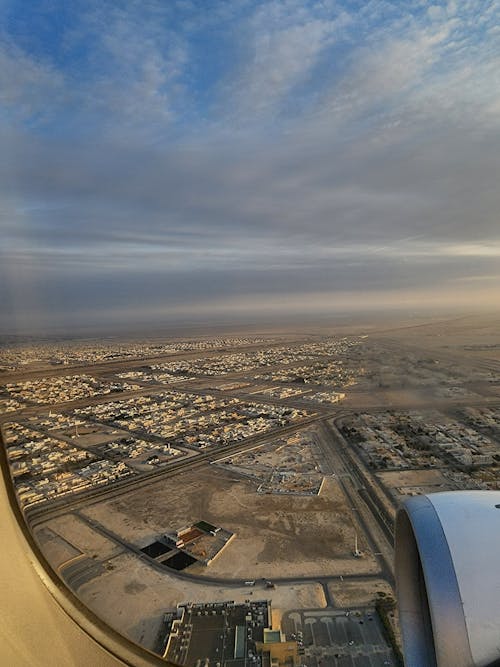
[281,609,397,667]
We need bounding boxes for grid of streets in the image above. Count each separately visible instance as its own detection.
[1,322,499,665]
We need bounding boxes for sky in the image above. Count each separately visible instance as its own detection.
[1,0,499,334]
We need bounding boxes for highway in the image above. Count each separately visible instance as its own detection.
[25,413,325,527]
[69,509,381,610]
[0,335,319,383]
[24,406,396,611]
[7,324,500,624]
[316,421,395,585]
[328,420,397,533]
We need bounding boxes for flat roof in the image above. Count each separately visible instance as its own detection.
[263,629,281,643]
[234,625,245,659]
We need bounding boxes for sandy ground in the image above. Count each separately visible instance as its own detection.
[373,314,500,348]
[80,468,378,579]
[34,526,82,568]
[40,514,123,560]
[328,578,394,608]
[53,425,128,447]
[77,551,326,650]
[343,388,433,409]
[36,461,375,652]
[376,468,449,488]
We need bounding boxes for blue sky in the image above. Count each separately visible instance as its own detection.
[1,0,500,332]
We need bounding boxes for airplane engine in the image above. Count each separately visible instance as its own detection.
[395,490,500,667]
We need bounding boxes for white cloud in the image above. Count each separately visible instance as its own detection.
[294,0,500,138]
[71,4,190,137]
[220,1,349,122]
[0,39,65,124]
[2,1,500,329]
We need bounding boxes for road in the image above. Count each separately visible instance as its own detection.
[0,335,319,383]
[316,421,394,585]
[66,509,379,607]
[7,322,500,622]
[25,413,324,527]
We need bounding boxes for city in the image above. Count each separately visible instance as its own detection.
[1,316,499,666]
[2,1,500,664]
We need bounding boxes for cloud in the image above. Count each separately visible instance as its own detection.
[1,1,500,332]
[219,0,348,122]
[0,37,65,125]
[78,3,189,135]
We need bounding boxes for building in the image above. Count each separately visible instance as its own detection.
[256,628,299,667]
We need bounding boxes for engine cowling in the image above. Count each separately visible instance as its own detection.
[395,490,500,667]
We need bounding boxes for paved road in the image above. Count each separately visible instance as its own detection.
[70,509,386,593]
[317,421,394,585]
[0,336,318,383]
[25,413,324,527]
[326,421,396,536]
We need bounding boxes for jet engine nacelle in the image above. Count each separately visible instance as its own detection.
[395,490,500,667]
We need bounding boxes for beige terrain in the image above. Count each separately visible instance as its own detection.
[38,513,123,561]
[328,578,394,608]
[77,551,326,649]
[76,467,378,579]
